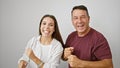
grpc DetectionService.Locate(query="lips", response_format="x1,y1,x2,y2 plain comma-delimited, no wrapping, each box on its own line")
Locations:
44,30,50,34
77,24,84,28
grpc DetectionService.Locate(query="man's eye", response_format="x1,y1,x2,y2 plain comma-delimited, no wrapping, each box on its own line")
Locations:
81,16,86,19
73,17,78,19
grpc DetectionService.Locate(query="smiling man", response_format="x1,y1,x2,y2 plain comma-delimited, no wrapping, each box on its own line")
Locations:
63,5,113,68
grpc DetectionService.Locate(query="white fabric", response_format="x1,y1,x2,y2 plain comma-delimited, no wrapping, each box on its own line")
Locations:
18,36,63,68
40,44,51,62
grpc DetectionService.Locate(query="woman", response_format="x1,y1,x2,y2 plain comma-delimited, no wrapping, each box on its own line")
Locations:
18,14,64,68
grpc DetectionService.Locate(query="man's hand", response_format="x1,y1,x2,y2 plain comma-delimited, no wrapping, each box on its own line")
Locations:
68,55,84,68
64,47,74,60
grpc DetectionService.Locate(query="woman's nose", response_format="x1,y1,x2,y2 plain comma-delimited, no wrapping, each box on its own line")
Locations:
45,25,49,29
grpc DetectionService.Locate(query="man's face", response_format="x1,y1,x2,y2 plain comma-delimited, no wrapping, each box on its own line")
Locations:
72,9,90,35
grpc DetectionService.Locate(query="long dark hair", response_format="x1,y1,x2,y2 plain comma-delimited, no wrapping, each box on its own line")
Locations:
39,14,64,47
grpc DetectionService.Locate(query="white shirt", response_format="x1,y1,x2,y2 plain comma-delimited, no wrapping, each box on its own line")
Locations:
18,36,63,68
40,43,51,62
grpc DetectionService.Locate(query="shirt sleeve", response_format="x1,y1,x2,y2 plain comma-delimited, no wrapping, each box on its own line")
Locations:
93,34,112,60
43,42,63,68
18,37,36,64
65,33,73,48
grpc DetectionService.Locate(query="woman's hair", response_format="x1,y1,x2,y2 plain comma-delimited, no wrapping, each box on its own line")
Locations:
39,14,64,47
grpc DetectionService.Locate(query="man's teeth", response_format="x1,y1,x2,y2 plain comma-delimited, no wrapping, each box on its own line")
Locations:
78,25,83,27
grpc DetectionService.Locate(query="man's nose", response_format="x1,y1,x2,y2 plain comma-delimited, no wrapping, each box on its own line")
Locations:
77,18,82,23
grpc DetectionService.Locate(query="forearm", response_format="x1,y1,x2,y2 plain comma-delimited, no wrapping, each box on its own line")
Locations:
32,56,44,68
82,59,113,68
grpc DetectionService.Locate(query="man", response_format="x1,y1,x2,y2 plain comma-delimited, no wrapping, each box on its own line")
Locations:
63,5,113,68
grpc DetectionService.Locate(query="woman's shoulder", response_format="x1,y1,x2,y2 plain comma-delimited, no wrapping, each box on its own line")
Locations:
30,35,40,41
27,36,40,45
51,38,63,49
52,38,61,45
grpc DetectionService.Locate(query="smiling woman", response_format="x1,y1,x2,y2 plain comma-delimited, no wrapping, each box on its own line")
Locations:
18,14,64,68
40,16,55,38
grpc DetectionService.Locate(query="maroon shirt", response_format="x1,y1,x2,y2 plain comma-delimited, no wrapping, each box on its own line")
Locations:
65,28,112,62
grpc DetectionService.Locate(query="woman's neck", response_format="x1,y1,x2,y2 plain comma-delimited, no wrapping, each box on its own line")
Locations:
40,36,53,45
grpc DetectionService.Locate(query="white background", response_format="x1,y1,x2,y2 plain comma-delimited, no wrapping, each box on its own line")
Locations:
0,0,120,68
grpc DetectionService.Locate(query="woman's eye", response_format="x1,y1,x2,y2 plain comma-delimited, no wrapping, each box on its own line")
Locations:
50,24,54,26
42,22,46,25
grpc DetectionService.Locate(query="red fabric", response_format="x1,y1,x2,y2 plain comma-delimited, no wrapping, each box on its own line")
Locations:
65,28,112,61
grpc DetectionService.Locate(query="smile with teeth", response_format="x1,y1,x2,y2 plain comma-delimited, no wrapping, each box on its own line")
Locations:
77,24,84,27
44,30,50,34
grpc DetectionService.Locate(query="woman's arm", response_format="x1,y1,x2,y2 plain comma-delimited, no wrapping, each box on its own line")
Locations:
18,37,37,68
26,48,44,68
18,60,27,68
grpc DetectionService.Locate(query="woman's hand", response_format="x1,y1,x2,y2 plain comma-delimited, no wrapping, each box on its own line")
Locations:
18,60,27,68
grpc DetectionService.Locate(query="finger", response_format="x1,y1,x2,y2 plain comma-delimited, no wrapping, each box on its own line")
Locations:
69,47,74,50
65,47,74,51
64,51,72,57
65,47,74,52
69,47,74,52
68,55,76,60
64,51,73,57
67,55,74,62
64,50,72,53
64,48,70,51
68,47,74,50
67,55,72,59
67,56,71,62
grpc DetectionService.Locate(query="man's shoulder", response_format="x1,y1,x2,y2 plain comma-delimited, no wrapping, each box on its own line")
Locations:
68,31,77,37
90,28,105,39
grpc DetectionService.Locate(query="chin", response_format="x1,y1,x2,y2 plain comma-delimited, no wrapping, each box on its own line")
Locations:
77,31,84,33
77,28,85,32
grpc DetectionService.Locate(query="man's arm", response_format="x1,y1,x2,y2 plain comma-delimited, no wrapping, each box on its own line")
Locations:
82,59,113,68
68,55,113,68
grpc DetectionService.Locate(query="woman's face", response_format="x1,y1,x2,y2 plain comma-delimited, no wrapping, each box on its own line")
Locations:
40,17,55,37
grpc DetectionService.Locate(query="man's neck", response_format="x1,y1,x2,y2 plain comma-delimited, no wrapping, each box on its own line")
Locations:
78,27,91,37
